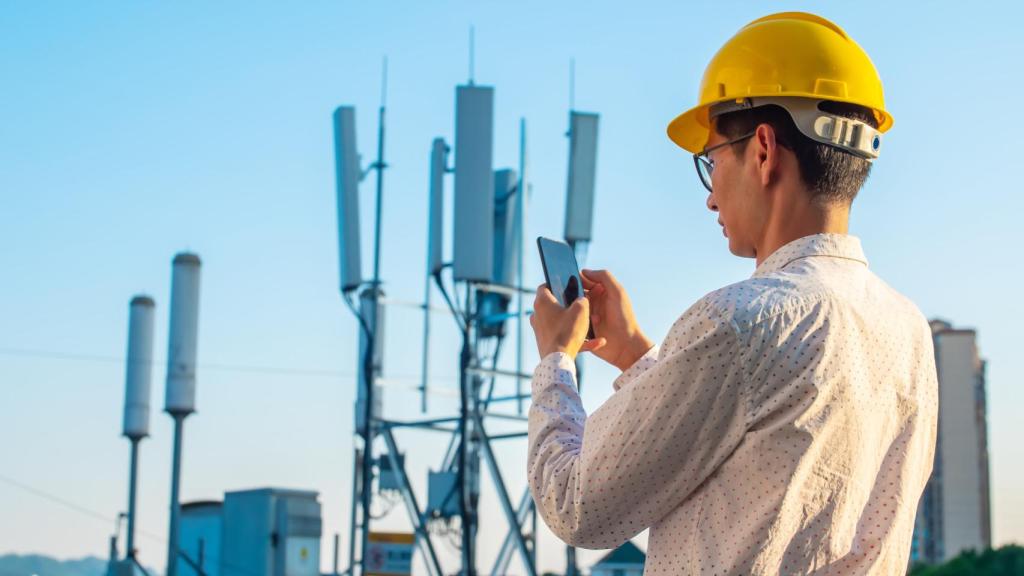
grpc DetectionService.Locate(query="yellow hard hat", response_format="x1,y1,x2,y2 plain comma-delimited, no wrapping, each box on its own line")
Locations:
667,12,893,155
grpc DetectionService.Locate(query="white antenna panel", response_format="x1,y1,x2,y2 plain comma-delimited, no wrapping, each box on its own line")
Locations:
492,169,519,287
333,106,364,291
123,295,156,439
564,111,600,243
165,253,201,415
427,138,447,275
453,85,495,282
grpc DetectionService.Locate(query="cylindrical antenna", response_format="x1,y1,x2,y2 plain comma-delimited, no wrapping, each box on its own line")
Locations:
122,294,155,561
123,295,156,440
165,253,201,416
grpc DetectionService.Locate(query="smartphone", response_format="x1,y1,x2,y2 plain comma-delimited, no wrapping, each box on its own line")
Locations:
536,236,595,339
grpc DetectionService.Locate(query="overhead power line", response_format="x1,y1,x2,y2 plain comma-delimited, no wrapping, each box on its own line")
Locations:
0,472,164,543
0,347,462,396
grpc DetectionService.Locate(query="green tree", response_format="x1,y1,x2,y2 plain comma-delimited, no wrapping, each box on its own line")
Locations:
909,545,1024,575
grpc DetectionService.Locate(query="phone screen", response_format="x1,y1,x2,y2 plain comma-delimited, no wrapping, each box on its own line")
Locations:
537,237,595,339
537,237,582,306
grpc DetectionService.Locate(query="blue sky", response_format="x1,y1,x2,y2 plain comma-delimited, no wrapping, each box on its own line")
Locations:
2,1,1022,573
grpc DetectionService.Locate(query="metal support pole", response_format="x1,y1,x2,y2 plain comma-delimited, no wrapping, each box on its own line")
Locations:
333,533,340,576
372,56,388,287
166,413,186,576
125,438,140,559
420,278,431,414
492,489,534,575
532,505,538,569
458,323,475,575
569,239,587,396
108,535,118,575
381,427,444,576
516,119,528,415
473,413,536,576
359,325,376,576
358,59,388,576
346,447,360,576
565,240,588,573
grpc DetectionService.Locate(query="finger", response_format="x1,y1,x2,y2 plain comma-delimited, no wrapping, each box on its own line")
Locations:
582,269,620,290
591,312,601,326
580,337,607,353
579,272,598,290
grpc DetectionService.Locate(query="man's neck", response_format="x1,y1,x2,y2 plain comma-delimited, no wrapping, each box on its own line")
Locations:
755,199,850,267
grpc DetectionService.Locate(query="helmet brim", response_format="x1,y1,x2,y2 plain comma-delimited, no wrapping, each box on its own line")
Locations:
666,104,711,154
667,96,893,154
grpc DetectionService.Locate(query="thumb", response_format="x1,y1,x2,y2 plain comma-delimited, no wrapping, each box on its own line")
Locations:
570,295,590,316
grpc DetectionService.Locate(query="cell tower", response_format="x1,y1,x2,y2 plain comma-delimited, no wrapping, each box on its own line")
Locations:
334,55,600,576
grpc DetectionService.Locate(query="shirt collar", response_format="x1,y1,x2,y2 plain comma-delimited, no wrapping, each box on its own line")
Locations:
751,233,869,278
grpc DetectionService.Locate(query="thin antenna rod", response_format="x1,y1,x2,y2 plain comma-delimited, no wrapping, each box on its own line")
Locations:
372,59,388,286
569,58,576,111
381,56,389,109
515,118,528,415
469,26,476,85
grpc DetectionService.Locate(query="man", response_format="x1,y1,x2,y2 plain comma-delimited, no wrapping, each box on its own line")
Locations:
527,12,938,575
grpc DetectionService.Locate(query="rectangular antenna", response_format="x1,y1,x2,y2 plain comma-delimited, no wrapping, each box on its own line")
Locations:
564,111,600,243
428,138,447,275
453,85,495,282
333,106,363,291
492,169,519,287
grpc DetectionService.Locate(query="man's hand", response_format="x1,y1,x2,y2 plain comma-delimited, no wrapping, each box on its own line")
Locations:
580,269,654,371
530,284,607,361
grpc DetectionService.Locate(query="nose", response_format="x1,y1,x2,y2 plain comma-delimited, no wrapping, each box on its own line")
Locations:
706,192,718,212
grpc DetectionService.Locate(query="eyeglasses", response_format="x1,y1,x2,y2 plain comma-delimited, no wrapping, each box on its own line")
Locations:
693,131,756,192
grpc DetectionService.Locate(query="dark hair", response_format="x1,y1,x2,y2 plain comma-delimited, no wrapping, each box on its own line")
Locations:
713,101,879,206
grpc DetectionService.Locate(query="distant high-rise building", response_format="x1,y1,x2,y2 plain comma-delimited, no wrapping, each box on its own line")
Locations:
911,319,991,564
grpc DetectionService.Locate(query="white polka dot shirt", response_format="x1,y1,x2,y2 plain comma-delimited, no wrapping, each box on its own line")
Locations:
528,233,939,575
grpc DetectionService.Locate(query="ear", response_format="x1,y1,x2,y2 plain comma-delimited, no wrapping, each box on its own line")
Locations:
753,123,780,188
